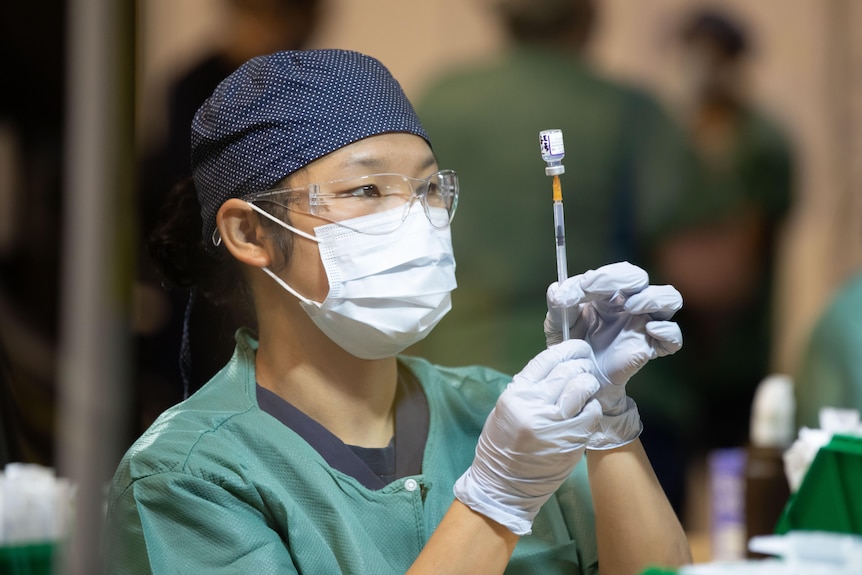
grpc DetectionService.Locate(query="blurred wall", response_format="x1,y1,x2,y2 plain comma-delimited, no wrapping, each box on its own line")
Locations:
138,0,862,377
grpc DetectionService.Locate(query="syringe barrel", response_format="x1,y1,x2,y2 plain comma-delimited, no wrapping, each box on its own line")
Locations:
556,248,570,341
553,200,569,340
553,201,567,281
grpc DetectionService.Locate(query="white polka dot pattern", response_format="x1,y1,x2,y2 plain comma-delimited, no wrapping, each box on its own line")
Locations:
190,49,429,244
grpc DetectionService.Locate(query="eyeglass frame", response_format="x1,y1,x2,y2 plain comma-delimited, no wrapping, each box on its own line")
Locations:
241,168,458,234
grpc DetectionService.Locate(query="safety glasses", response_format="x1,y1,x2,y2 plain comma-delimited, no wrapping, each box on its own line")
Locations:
244,169,459,235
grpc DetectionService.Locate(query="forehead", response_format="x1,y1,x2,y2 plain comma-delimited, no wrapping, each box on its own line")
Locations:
298,133,436,182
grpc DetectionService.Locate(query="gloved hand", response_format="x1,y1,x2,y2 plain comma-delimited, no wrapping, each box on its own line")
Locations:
544,262,683,450
453,339,603,536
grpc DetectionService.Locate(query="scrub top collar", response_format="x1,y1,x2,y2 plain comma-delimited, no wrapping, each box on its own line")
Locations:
255,361,429,490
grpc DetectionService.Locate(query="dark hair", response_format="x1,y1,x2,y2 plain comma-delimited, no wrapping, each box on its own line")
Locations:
147,178,294,330
680,9,749,61
496,0,596,49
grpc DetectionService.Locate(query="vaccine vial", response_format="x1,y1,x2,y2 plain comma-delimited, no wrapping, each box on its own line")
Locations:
539,129,565,176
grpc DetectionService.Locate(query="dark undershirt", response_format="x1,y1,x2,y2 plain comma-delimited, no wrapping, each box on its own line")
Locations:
348,439,396,484
255,364,429,490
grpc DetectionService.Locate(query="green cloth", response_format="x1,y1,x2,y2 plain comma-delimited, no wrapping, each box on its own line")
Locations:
776,434,862,534
795,272,862,429
410,45,693,376
105,329,599,574
0,542,55,575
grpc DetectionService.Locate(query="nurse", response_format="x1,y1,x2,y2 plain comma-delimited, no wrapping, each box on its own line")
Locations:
106,49,690,574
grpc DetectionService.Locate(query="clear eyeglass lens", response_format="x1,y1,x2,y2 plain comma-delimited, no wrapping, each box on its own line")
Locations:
249,170,458,235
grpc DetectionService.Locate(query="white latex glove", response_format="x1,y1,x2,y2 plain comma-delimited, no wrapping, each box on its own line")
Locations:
544,262,683,449
453,339,603,535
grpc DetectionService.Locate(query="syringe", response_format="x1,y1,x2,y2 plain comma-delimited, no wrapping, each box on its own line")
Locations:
539,129,569,341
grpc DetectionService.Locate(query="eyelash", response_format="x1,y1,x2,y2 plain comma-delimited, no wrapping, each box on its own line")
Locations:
341,185,381,198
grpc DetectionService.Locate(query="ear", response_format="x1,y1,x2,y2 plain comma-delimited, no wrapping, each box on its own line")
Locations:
216,198,272,268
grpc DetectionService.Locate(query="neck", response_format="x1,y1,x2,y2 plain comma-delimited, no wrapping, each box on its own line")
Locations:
254,294,398,448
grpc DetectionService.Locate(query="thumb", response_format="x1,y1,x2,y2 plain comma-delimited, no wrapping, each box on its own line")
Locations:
580,262,649,301
517,339,593,384
624,285,683,319
557,372,601,419
646,321,683,356
546,275,586,308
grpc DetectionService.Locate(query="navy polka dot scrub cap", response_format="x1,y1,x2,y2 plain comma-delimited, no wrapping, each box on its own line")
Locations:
190,49,430,245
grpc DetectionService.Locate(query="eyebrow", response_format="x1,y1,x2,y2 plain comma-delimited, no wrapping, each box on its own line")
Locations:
339,153,437,172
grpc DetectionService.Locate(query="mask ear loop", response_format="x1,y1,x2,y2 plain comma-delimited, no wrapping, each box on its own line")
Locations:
259,266,322,309
245,201,324,309
247,202,320,243
211,202,322,244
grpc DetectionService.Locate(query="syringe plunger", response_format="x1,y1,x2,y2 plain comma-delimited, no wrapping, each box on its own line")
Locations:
539,129,565,176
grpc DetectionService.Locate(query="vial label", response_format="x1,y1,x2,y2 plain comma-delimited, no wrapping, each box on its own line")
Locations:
539,129,565,161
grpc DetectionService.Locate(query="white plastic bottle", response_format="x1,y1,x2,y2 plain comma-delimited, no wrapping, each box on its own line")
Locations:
745,374,795,557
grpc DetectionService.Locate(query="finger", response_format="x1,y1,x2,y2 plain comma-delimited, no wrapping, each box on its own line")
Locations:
645,321,683,355
560,398,604,444
546,275,586,308
516,339,593,383
544,282,572,333
536,357,596,402
546,358,595,380
543,311,564,338
557,373,601,419
579,262,649,302
624,285,683,319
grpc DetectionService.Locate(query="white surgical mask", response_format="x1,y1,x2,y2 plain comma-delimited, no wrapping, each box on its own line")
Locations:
250,203,457,358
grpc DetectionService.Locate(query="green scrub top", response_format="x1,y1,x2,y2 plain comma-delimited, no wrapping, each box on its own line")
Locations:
105,329,599,574
796,271,862,429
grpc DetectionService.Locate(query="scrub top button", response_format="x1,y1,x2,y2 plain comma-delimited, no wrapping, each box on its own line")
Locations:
404,478,418,492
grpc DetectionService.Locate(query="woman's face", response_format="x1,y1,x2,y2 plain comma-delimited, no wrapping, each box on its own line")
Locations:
276,132,438,303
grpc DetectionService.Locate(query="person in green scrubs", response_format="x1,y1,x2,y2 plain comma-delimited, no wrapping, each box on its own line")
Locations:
105,49,690,574
795,271,862,429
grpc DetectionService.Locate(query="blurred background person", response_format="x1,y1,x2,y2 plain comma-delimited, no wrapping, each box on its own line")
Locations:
795,267,862,429
409,0,695,382
139,0,324,220
634,5,797,520
135,0,324,435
